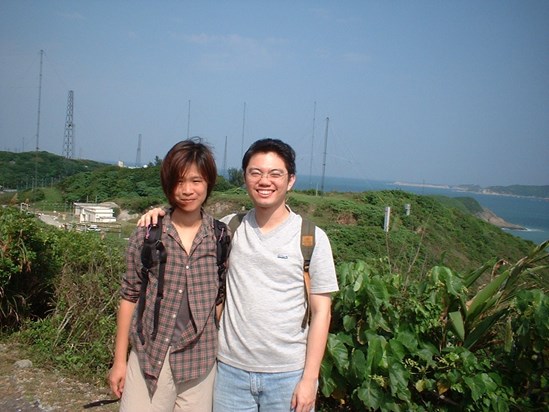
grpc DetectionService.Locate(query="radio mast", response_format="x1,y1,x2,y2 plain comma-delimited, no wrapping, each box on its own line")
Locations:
320,117,329,194
223,135,228,176
35,50,44,152
309,101,316,187
241,102,246,157
187,100,191,138
34,50,44,189
135,133,142,167
62,90,75,159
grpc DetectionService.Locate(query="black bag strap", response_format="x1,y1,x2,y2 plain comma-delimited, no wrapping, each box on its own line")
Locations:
137,217,166,345
214,219,230,306
228,212,246,235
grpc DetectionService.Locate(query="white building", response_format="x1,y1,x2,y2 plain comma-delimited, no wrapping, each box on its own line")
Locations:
73,202,116,223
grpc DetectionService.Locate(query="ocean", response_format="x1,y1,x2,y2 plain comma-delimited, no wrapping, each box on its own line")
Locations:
294,176,549,245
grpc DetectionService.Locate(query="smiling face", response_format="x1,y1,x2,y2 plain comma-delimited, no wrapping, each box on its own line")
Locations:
172,162,208,214
244,151,296,212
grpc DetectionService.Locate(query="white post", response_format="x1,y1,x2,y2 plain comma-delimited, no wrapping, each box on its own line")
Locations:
384,206,391,232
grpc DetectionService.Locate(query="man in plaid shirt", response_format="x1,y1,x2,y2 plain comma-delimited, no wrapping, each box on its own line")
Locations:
109,138,224,411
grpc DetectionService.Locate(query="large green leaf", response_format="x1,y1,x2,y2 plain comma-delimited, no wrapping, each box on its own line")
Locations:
365,333,387,374
466,267,511,320
327,333,349,374
388,359,410,400
464,309,507,348
351,348,367,379
357,380,384,411
449,310,465,341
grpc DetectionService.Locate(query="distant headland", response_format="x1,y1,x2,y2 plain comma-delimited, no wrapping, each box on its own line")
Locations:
393,182,549,199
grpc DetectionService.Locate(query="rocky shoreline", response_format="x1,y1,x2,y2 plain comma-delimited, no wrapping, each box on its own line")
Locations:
475,208,527,231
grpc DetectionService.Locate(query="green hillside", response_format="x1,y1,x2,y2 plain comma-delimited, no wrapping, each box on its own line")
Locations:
0,150,109,190
0,152,537,275
208,189,534,276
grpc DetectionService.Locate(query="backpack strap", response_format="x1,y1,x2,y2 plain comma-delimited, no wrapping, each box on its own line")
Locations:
300,218,316,329
214,219,230,306
228,212,246,235
137,217,167,345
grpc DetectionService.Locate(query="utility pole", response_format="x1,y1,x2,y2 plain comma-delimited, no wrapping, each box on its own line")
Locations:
62,90,75,159
309,101,316,187
241,102,246,158
187,100,191,138
34,49,44,189
35,50,44,152
320,117,329,194
223,135,228,176
135,133,142,167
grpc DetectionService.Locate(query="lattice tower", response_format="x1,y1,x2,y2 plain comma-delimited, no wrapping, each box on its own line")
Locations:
62,90,75,159
135,134,142,167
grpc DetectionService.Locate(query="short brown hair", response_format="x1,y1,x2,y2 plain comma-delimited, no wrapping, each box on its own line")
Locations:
160,137,217,207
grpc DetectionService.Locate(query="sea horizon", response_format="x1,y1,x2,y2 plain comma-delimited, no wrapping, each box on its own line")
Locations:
294,175,549,245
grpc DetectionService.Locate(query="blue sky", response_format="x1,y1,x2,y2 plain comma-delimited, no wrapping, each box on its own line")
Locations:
1,0,548,187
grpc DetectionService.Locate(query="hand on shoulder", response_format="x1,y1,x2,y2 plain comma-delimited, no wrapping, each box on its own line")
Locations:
136,207,166,227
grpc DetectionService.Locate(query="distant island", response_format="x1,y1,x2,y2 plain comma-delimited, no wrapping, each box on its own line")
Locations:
393,182,549,199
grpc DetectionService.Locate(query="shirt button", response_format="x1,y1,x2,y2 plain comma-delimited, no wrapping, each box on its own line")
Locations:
172,314,176,318
185,265,190,269
178,289,183,294
157,361,162,365
165,338,169,342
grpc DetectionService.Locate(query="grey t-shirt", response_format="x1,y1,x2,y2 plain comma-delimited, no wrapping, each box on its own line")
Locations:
217,209,339,373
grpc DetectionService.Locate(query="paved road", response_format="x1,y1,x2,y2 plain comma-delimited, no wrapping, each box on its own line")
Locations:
37,213,65,228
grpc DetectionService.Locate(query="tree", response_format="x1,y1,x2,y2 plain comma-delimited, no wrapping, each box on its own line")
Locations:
228,167,244,188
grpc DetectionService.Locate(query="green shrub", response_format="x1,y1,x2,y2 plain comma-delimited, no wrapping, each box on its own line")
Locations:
0,207,61,330
319,241,549,411
19,232,124,382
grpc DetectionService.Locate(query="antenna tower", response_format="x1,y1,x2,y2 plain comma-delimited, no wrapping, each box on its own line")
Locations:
62,90,75,159
187,100,191,138
241,102,246,157
223,136,228,176
34,50,44,189
135,134,142,167
309,101,316,186
320,117,329,194
35,50,44,152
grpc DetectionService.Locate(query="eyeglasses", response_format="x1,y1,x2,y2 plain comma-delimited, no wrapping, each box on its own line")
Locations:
246,169,288,181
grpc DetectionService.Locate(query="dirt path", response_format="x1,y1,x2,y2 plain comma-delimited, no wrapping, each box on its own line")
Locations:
0,342,119,412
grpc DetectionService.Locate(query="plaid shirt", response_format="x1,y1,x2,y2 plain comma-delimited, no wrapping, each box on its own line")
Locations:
121,209,219,396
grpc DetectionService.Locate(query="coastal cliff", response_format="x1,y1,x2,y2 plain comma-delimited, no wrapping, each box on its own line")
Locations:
475,207,526,230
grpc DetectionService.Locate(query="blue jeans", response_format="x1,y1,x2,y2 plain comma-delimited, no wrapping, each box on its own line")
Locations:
213,361,306,412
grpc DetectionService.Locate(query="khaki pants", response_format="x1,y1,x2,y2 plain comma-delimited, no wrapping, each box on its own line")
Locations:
120,349,215,412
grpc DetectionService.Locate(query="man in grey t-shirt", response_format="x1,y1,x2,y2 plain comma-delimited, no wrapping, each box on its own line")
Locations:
215,139,338,412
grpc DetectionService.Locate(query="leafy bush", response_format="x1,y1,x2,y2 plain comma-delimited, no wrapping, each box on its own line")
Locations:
320,241,549,411
0,207,62,330
19,231,125,382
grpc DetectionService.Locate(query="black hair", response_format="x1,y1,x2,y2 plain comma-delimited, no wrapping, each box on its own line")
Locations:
160,137,217,206
241,138,296,176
